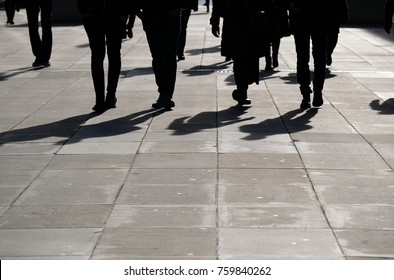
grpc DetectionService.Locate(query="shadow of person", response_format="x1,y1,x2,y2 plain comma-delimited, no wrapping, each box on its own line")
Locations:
185,45,221,56
240,108,319,141
168,106,254,136
0,66,45,81
370,98,394,115
182,60,233,77
0,109,165,146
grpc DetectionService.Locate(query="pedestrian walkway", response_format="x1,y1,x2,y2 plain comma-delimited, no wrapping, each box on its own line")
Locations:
0,8,394,260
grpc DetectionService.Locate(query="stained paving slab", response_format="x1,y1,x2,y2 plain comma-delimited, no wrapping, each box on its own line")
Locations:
0,9,394,260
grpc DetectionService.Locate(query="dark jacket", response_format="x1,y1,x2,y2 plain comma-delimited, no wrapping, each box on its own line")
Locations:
289,0,348,34
211,0,276,58
77,0,130,17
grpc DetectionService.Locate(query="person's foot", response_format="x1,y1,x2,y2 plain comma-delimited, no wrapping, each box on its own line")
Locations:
326,54,332,66
232,90,251,105
92,103,106,113
152,99,175,110
312,92,323,107
300,88,312,109
273,57,279,68
104,96,117,109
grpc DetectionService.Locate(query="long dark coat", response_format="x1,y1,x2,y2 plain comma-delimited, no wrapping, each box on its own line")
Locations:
211,0,276,59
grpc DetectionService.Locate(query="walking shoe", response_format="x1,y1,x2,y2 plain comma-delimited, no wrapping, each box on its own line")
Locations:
104,96,117,109
312,92,323,107
232,90,251,105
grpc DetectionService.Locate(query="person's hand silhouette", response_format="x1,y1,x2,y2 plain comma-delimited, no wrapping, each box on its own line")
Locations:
211,25,220,37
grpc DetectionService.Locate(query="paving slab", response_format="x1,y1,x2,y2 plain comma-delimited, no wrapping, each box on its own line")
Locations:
219,228,343,259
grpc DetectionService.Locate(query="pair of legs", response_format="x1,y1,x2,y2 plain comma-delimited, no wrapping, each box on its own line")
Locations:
178,8,192,61
232,54,260,105
4,0,16,24
83,14,125,112
143,10,181,109
294,30,327,109
265,37,281,70
25,0,53,67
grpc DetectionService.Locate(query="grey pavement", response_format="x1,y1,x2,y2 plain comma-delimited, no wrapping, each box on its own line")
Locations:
0,8,394,260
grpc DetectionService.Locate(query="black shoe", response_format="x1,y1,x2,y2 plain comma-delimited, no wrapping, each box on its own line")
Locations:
312,92,323,107
326,55,332,66
300,95,311,109
42,61,51,67
152,99,175,110
265,64,273,71
32,60,43,67
273,57,279,68
178,55,185,61
104,96,117,109
92,103,106,113
232,90,251,105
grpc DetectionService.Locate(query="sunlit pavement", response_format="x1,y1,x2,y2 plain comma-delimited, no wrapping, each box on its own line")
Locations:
0,8,394,260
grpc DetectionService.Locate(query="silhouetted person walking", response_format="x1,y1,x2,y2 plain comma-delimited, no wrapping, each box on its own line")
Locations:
134,0,194,110
178,1,198,60
264,0,290,70
5,0,17,25
211,0,276,105
25,0,53,67
289,0,347,109
77,0,130,113
204,0,210,13
326,0,348,66
385,0,394,34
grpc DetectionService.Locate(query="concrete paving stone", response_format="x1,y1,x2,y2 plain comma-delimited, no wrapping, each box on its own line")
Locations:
353,124,394,134
57,140,141,155
71,127,147,142
117,184,216,206
14,185,122,206
106,205,216,228
290,132,366,143
218,184,316,205
0,155,53,170
124,168,217,186
219,204,328,229
373,144,394,158
219,228,343,259
0,143,62,155
218,141,298,154
301,154,390,170
309,169,394,188
92,227,217,259
144,131,217,141
324,205,394,230
219,131,292,142
219,168,310,186
335,230,394,259
295,142,377,155
0,169,41,187
139,141,217,153
0,205,112,229
46,154,135,170
287,123,357,134
0,228,101,259
133,153,217,169
315,186,394,206
0,187,25,206
218,153,303,169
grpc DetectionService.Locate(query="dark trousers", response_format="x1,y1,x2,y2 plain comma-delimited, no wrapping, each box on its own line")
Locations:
26,0,53,63
5,0,16,22
294,31,327,94
178,8,191,57
143,11,181,102
83,14,125,103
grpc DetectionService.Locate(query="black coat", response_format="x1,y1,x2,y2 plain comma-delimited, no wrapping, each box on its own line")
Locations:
76,0,130,17
211,0,276,58
289,0,348,34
